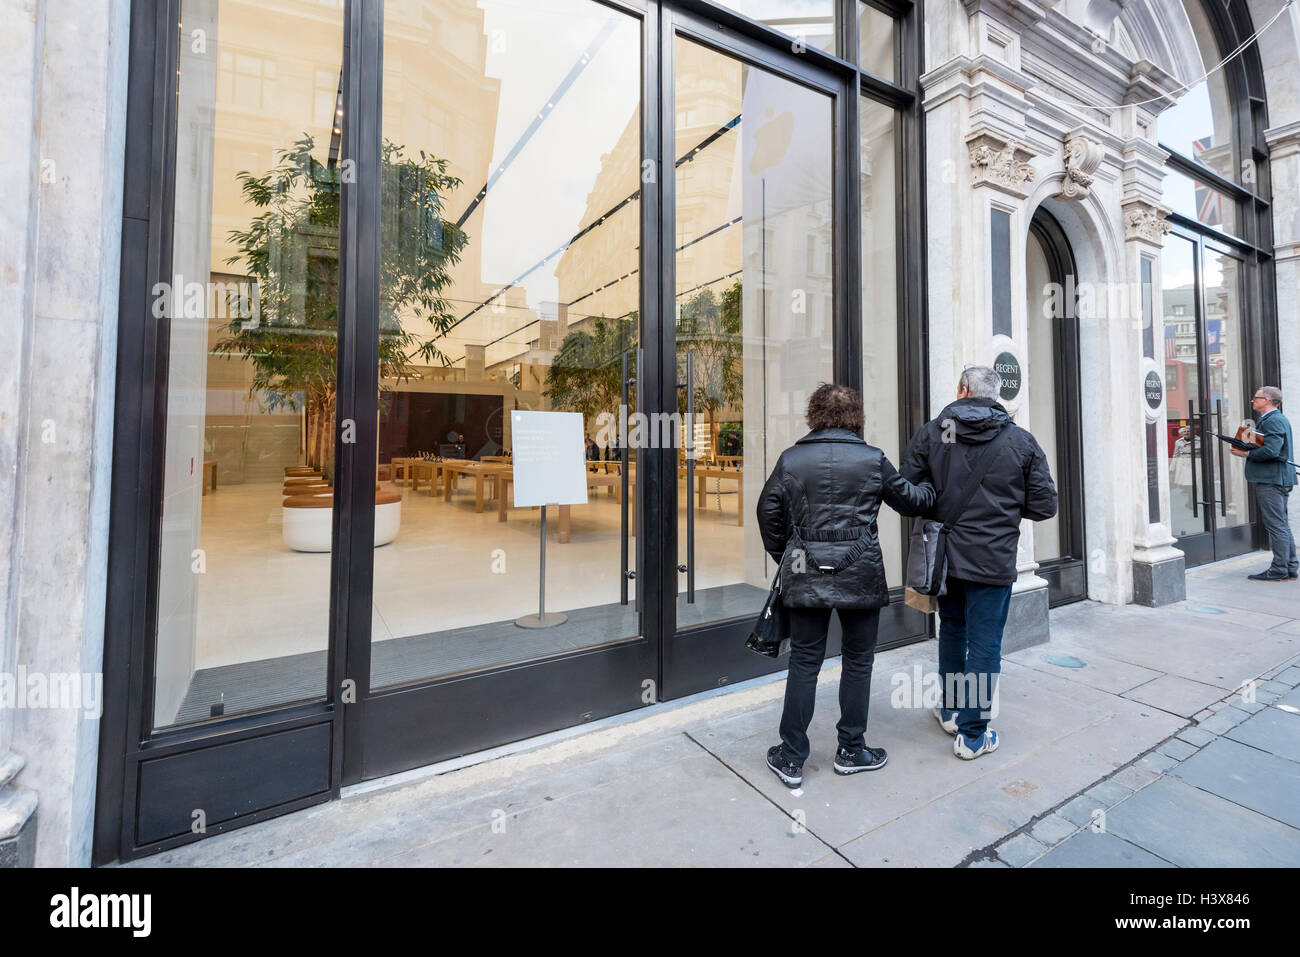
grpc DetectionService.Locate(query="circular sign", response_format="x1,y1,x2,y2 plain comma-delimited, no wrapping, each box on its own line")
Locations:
994,352,1022,401
1144,371,1163,410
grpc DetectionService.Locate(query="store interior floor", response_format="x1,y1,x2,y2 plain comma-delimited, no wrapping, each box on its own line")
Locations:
169,471,758,725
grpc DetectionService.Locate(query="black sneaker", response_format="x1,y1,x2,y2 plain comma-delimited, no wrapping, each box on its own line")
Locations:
1248,570,1291,582
766,745,803,787
833,745,888,775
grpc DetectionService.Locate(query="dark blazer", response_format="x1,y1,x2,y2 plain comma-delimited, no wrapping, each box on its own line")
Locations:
900,398,1058,586
756,428,935,609
1245,409,1296,487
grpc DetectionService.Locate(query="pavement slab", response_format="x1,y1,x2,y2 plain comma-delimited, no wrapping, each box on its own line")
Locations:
1171,737,1300,829
1121,674,1228,717
1030,829,1175,868
1224,707,1300,764
1102,777,1300,868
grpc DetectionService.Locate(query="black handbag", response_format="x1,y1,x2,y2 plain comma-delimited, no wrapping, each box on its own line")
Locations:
905,423,1012,597
745,572,791,658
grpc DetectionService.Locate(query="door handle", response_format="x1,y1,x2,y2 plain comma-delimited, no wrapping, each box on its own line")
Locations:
1188,400,1198,519
1215,399,1227,518
678,352,696,603
619,351,632,605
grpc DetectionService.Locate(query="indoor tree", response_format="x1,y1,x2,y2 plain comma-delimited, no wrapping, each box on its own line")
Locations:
676,280,743,455
544,313,638,435
214,135,469,478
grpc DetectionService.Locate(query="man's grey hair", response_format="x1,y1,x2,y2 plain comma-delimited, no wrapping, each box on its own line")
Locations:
1258,385,1283,408
960,365,1002,399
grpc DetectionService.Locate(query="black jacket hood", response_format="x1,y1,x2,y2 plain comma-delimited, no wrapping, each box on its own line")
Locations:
937,397,1012,443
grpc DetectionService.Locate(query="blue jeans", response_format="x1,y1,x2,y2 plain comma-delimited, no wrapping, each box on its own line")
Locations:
1255,482,1298,576
937,577,1012,740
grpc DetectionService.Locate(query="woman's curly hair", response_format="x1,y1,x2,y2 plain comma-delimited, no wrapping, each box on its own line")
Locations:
805,383,864,435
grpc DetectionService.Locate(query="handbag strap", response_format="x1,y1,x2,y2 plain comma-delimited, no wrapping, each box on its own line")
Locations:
938,423,1013,532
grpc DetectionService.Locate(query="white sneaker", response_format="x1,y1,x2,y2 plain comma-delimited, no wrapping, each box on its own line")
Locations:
954,729,999,760
933,708,959,735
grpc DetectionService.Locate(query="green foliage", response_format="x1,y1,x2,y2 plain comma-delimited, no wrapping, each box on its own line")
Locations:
676,280,742,419
213,134,469,416
544,314,638,424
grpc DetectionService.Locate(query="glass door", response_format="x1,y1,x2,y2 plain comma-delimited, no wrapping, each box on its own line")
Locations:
1162,227,1255,565
662,6,842,696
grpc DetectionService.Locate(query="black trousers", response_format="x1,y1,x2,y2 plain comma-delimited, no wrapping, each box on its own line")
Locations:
778,606,882,764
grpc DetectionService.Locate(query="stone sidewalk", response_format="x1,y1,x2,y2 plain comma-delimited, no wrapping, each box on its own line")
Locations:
128,551,1300,868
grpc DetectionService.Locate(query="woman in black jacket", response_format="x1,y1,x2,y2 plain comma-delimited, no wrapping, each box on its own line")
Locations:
756,383,935,786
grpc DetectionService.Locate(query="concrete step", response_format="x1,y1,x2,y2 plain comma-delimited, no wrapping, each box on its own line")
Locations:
0,752,23,790
0,783,37,843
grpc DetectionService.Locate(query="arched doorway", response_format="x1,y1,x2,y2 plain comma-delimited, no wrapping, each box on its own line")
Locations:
1025,207,1087,605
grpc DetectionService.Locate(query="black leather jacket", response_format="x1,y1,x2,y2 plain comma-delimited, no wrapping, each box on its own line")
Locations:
756,429,935,608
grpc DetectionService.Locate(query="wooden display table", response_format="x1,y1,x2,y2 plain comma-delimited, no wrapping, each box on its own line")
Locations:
682,465,743,525
202,460,218,495
496,467,636,542
440,459,511,512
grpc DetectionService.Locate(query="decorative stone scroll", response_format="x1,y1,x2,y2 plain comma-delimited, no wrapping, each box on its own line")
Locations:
1122,197,1172,244
967,130,1036,198
1058,131,1104,201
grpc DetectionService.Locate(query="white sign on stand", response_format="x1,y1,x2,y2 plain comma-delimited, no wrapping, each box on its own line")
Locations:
510,410,588,629
510,411,588,507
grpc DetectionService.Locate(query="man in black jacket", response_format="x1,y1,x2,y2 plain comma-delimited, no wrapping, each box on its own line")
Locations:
900,366,1058,760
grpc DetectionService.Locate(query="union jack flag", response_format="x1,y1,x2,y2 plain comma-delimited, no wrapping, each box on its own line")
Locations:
1192,137,1222,226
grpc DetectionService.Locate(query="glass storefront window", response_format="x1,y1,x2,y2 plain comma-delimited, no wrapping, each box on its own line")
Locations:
153,0,345,729
859,96,901,583
372,0,643,685
709,0,836,55
1164,166,1239,239
858,1,895,80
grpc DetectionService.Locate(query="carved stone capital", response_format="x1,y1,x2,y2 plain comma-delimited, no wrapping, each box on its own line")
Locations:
1058,130,1104,201
967,130,1036,198
1122,197,1172,244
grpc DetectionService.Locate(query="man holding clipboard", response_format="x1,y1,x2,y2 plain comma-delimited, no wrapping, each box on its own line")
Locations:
1239,386,1297,582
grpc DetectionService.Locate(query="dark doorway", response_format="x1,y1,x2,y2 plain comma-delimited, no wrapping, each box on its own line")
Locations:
1026,208,1087,606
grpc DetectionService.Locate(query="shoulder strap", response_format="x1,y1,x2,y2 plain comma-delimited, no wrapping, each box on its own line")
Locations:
939,423,1013,532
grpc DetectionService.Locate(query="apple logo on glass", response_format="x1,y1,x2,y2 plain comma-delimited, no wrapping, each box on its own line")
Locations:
750,107,794,176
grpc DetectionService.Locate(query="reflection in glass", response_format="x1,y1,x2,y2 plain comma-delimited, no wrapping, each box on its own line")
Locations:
154,0,344,728
1163,235,1202,539
371,0,643,687
673,36,835,630
1203,247,1249,527
1164,166,1238,238
858,2,895,80
860,97,901,582
1024,229,1061,561
1160,0,1237,183
710,0,836,54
